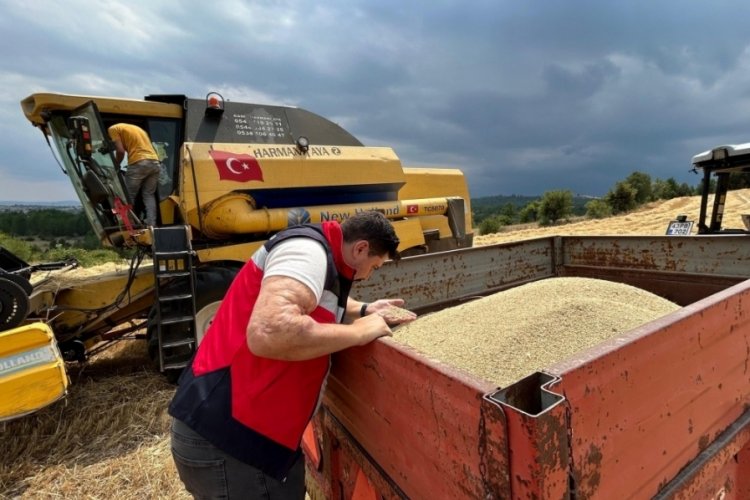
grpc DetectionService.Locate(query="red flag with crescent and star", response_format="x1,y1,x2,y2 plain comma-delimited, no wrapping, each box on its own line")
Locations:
208,150,264,182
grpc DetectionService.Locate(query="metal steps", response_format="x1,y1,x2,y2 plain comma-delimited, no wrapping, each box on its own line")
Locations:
151,226,197,373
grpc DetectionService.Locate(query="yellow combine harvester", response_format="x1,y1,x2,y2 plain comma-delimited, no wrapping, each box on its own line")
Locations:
0,92,472,420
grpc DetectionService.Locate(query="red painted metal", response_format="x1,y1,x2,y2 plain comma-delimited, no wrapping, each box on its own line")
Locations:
351,469,377,500
654,408,750,499
548,279,750,499
322,338,510,499
306,409,410,499
302,423,321,470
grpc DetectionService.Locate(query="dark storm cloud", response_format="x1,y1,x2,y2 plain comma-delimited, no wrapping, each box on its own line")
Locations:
3,0,750,201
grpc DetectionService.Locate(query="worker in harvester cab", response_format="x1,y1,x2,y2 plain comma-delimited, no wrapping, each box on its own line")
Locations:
168,210,417,499
107,123,161,226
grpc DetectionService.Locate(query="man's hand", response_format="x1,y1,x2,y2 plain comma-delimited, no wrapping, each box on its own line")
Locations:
352,314,394,344
366,298,417,325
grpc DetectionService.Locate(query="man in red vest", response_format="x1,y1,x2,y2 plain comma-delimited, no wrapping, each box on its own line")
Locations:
169,210,416,499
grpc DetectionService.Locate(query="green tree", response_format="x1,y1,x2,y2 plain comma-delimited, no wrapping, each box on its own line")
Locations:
538,190,574,225
605,181,638,214
478,216,502,235
676,181,695,197
728,171,750,189
499,203,516,220
625,171,653,204
652,178,676,200
585,199,612,219
518,200,540,223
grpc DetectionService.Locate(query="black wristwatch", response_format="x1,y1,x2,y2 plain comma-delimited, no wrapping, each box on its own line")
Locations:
359,303,369,317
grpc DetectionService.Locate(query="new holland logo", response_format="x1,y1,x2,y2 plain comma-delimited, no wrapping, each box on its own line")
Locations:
209,150,264,182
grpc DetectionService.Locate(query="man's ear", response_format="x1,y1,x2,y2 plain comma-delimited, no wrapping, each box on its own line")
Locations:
353,240,370,257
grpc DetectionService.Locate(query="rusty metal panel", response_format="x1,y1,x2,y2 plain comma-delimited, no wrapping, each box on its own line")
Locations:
548,279,750,499
562,266,743,306
322,338,511,499
354,236,750,312
353,237,556,311
654,408,750,500
560,235,750,277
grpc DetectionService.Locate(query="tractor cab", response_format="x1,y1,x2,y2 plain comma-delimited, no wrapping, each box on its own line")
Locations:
691,143,750,234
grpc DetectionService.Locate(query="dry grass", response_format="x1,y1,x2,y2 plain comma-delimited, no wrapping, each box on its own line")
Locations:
0,341,188,500
4,189,750,498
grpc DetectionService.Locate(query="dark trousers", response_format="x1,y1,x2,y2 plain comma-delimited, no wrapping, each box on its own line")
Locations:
170,418,306,500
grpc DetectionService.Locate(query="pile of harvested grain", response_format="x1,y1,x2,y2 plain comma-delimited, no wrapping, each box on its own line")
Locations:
0,340,188,500
392,277,680,387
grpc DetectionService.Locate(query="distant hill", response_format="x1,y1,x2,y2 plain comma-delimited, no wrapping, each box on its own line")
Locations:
0,201,80,207
0,201,81,213
471,194,593,222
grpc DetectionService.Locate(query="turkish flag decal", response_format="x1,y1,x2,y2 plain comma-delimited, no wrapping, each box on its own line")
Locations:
209,150,264,182
406,204,418,214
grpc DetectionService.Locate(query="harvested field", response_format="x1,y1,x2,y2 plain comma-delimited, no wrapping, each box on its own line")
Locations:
474,188,750,246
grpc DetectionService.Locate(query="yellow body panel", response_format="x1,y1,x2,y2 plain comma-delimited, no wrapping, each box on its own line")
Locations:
35,266,156,331
401,167,473,235
195,242,265,264
20,93,182,126
391,218,427,250
181,143,405,210
0,323,68,422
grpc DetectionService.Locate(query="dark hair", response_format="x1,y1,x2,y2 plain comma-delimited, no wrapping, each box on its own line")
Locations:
341,211,400,260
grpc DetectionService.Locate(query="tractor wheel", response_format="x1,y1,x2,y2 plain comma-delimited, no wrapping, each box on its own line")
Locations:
147,265,240,382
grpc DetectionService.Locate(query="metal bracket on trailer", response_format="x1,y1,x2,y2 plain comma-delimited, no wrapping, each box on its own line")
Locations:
485,372,571,499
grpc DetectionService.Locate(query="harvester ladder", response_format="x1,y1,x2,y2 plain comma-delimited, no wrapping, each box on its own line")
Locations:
151,225,197,373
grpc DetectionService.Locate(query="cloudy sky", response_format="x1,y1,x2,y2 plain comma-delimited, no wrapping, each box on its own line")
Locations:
3,0,750,202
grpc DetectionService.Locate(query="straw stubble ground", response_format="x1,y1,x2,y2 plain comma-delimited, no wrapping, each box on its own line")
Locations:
3,189,750,498
1,341,189,499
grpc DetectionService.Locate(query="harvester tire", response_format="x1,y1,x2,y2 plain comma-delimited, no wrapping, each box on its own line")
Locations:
0,277,30,330
0,271,33,296
147,264,240,382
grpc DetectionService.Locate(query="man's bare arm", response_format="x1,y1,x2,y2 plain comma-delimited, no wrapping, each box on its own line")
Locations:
247,276,392,361
113,139,125,166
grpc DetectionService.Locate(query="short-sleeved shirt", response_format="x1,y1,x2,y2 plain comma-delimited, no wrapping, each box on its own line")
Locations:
263,237,328,302
107,123,159,165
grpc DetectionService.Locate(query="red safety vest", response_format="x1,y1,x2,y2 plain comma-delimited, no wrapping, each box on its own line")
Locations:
169,222,354,480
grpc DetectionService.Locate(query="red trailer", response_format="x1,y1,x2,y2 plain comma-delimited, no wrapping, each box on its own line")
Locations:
304,235,750,499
